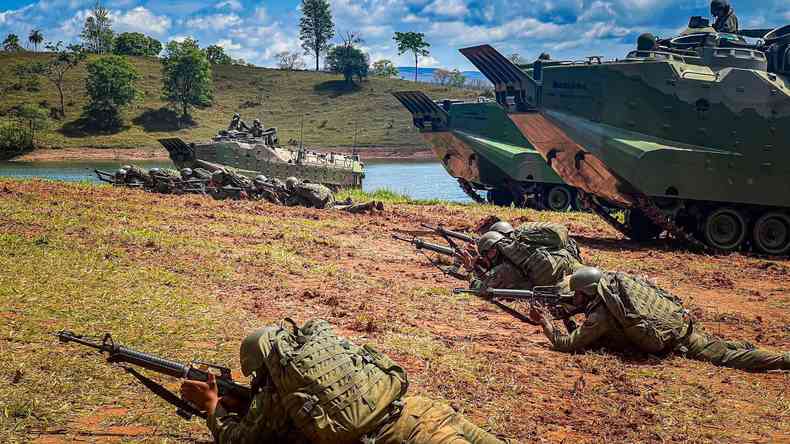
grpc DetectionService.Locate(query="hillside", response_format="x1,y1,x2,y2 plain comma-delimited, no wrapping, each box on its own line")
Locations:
0,52,479,152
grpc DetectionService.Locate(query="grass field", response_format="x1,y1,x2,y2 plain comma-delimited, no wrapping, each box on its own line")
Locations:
1,179,789,443
0,52,478,152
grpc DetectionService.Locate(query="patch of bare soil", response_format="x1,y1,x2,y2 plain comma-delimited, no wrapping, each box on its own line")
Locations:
4,180,789,443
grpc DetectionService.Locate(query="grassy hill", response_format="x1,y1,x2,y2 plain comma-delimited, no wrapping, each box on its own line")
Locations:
0,52,479,152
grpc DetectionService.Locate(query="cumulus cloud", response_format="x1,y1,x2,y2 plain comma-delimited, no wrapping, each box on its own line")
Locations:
215,0,242,11
112,7,171,35
184,13,241,30
425,0,468,18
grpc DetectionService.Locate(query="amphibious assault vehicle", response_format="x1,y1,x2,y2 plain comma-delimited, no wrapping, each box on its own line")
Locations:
393,92,582,211
461,22,790,255
159,126,365,189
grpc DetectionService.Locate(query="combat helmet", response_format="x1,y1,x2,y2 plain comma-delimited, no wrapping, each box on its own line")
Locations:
710,0,731,18
115,169,127,179
121,165,133,171
254,175,268,183
239,327,273,376
180,168,193,178
637,33,658,51
285,176,299,190
489,221,514,236
569,267,604,296
477,231,505,254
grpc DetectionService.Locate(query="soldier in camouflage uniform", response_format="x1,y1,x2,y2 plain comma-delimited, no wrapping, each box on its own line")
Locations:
180,319,508,444
284,177,335,209
711,0,738,34
465,222,584,292
529,267,790,372
209,169,252,200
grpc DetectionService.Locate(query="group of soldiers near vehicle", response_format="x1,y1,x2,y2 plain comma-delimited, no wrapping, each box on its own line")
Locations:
92,2,788,442
107,164,383,214
178,215,790,444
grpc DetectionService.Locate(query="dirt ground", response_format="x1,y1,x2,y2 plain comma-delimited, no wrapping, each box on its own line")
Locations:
1,180,788,444
10,146,435,162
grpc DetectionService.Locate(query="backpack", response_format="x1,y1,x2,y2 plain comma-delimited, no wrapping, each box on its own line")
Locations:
258,319,408,444
599,273,689,354
512,222,583,263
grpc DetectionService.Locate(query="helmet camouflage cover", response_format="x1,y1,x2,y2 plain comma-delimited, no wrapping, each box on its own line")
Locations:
477,231,505,254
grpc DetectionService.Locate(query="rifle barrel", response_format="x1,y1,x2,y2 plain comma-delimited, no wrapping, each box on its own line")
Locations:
421,224,475,243
393,234,456,257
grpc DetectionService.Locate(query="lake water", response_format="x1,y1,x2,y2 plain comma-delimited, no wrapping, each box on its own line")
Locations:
0,159,472,203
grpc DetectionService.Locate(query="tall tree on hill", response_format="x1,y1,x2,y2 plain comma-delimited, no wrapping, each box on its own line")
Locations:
299,0,334,71
325,32,369,86
81,1,114,54
2,34,23,52
394,32,430,82
28,30,43,52
113,32,162,57
84,55,139,130
161,38,213,121
204,45,232,65
37,42,87,118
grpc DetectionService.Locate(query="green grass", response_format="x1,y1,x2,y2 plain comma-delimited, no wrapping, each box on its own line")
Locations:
336,187,454,206
0,52,478,151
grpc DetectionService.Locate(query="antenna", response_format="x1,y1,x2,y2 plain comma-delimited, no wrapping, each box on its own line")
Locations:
352,120,358,156
299,114,304,151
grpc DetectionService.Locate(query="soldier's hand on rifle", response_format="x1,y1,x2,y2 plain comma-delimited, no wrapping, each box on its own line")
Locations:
459,249,476,271
528,305,548,324
181,373,219,416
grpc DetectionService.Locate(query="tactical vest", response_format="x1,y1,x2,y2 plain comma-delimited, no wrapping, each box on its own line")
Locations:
497,238,578,287
599,273,689,354
295,183,335,209
511,222,583,263
257,319,408,444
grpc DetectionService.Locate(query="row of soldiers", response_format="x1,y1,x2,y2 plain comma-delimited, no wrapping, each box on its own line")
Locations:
176,217,789,444
104,165,383,214
433,217,789,371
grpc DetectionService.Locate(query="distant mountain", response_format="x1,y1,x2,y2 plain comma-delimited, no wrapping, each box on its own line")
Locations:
396,67,490,86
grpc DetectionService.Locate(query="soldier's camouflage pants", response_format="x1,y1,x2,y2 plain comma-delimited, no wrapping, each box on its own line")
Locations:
374,396,509,444
678,331,790,372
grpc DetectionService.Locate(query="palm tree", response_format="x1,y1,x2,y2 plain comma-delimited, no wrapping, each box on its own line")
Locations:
29,30,43,52
2,34,22,52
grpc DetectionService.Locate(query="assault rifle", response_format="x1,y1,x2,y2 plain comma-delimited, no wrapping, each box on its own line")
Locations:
453,287,581,331
392,234,470,280
55,331,252,420
421,223,475,244
393,234,457,257
94,169,143,188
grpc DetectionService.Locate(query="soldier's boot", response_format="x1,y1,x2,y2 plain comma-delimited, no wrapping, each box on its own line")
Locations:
373,396,508,444
680,331,790,371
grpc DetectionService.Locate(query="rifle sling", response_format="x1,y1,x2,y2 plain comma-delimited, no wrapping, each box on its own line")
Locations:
123,367,207,420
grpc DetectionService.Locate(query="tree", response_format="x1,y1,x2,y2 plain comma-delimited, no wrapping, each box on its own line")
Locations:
447,69,466,88
161,38,213,120
432,68,451,85
276,51,305,71
37,42,87,118
84,55,139,130
81,1,114,54
114,32,162,57
28,30,44,52
204,45,232,65
370,59,398,78
2,34,23,52
393,32,430,82
325,33,369,86
299,0,334,71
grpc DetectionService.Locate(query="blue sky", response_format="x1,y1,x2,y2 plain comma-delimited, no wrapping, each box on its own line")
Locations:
1,1,789,69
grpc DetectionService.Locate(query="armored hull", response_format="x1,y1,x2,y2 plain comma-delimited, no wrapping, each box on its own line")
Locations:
461,25,790,254
159,134,364,189
393,92,580,211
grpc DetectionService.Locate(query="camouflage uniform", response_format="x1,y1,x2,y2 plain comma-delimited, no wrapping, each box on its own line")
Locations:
207,320,508,444
124,166,151,188
286,182,335,209
546,273,790,371
711,0,739,34
494,237,582,288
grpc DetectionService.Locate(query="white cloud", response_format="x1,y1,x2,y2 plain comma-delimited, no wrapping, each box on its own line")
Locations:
583,22,630,40
215,38,241,51
215,0,242,11
426,0,469,18
184,13,241,30
112,7,172,36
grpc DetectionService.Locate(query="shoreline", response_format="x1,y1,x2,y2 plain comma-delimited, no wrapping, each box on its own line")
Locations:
8,146,437,163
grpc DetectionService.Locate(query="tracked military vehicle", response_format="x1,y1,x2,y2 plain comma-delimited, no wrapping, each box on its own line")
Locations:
393,92,581,211
159,125,365,189
461,22,790,255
